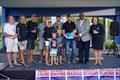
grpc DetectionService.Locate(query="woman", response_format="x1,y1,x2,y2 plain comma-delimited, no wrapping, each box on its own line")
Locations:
38,16,48,63
90,17,105,65
43,19,56,66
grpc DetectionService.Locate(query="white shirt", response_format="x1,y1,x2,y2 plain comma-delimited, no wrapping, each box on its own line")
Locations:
4,23,16,39
79,19,84,27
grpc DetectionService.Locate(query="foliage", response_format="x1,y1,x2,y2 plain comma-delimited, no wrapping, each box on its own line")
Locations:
104,40,113,49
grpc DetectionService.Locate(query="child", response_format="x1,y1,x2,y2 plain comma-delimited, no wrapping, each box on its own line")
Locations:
49,31,58,66
57,38,64,64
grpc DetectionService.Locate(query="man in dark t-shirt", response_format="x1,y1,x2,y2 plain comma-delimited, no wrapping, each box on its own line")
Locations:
26,14,38,64
16,16,28,66
62,15,76,64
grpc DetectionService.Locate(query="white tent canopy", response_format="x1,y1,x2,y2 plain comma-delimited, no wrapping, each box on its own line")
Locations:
1,0,120,8
71,8,116,16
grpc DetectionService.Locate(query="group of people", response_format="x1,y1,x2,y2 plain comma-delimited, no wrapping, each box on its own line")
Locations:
3,12,105,68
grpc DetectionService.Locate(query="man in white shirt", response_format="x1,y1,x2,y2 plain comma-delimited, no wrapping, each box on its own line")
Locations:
3,16,20,68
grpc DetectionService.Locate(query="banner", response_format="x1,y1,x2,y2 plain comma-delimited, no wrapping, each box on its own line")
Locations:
36,68,120,80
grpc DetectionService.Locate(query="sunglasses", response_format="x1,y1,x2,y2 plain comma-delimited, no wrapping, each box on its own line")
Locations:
48,21,52,23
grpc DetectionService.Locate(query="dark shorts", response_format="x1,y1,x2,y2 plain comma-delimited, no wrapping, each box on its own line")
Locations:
27,39,35,50
57,46,64,56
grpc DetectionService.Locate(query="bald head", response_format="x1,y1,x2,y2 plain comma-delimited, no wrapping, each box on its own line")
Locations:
79,12,85,20
7,16,14,24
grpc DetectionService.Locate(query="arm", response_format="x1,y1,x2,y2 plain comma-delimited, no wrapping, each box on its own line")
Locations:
56,39,59,49
43,27,47,40
93,24,105,35
16,24,20,38
72,22,76,34
37,24,40,34
62,23,65,35
49,40,52,50
75,21,79,37
27,21,36,33
53,23,57,30
90,25,93,34
99,24,105,35
26,22,31,33
3,32,15,38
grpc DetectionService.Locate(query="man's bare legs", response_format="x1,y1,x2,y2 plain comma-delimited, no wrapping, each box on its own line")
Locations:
39,49,43,63
45,46,50,66
7,52,20,67
7,52,13,67
28,50,32,64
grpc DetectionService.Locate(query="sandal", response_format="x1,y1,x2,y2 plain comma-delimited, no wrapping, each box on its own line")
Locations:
13,63,21,66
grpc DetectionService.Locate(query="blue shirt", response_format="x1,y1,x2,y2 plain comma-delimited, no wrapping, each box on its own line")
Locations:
38,23,46,38
49,38,58,49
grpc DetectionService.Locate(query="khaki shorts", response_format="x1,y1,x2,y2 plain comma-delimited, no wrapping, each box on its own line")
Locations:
5,38,18,52
45,41,50,46
39,38,45,49
18,40,27,50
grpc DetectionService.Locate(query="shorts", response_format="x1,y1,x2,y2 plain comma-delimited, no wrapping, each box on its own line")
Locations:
39,38,45,49
50,49,57,57
18,40,27,50
45,41,50,46
27,39,35,50
5,38,18,52
57,46,63,56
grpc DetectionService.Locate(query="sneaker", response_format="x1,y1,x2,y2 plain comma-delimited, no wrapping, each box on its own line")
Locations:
55,63,58,65
28,60,32,64
98,62,103,65
67,61,71,64
60,61,63,64
46,63,51,66
39,60,42,63
32,60,36,63
13,63,21,66
9,64,14,68
21,62,29,67
23,64,29,67
72,61,76,63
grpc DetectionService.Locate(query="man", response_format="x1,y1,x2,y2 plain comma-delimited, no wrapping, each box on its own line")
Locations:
26,14,38,64
16,16,28,66
53,16,63,32
38,16,48,63
62,15,76,64
53,16,63,42
3,16,20,67
53,16,64,63
76,12,91,64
